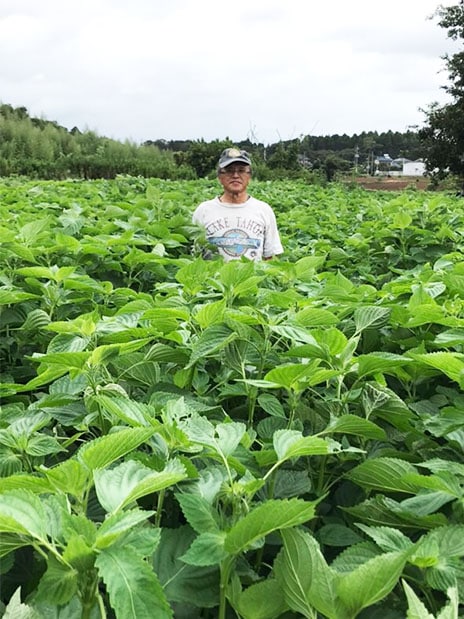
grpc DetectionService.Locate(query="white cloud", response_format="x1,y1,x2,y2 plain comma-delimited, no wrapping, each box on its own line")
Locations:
0,0,459,143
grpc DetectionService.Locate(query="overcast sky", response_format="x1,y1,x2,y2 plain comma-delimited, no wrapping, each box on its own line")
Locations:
0,0,459,145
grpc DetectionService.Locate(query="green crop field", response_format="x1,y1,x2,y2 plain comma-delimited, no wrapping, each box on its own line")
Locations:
1,176,464,618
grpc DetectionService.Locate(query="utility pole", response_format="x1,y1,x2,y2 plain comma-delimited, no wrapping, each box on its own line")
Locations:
354,145,359,174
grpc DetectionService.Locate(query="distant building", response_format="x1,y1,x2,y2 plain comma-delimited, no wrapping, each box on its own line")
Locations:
402,160,426,176
376,157,426,177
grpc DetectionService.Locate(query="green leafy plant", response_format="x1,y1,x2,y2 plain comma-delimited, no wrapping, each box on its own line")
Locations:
2,177,464,617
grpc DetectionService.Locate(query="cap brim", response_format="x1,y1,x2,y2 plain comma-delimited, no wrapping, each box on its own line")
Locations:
219,157,251,169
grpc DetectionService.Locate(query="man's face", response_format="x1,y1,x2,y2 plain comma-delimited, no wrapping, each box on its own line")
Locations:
218,164,251,193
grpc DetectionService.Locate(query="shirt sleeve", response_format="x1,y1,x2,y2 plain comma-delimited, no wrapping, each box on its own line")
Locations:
192,203,203,224
263,207,284,258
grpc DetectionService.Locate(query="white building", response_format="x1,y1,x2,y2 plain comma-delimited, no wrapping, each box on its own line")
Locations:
386,158,427,177
402,160,426,176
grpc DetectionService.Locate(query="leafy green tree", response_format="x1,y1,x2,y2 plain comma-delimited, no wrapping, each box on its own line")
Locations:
178,139,231,177
267,140,300,170
419,2,464,182
323,154,350,181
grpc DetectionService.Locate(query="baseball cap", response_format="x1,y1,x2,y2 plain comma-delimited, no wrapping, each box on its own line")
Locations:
218,148,252,169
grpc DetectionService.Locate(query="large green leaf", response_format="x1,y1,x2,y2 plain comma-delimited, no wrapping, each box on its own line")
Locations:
175,259,215,295
0,534,31,559
403,580,435,619
23,434,64,457
344,495,448,530
41,459,89,498
317,524,364,548
361,382,396,418
337,551,408,615
94,459,186,513
270,324,324,345
20,308,51,331
401,472,461,497
355,524,414,553
405,581,460,618
187,324,237,367
356,352,411,378
257,393,286,418
418,459,464,477
353,306,391,332
96,509,159,549
408,352,464,387
293,307,339,327
89,339,152,364
145,342,189,364
182,416,246,458
0,474,53,494
193,299,226,328
321,414,386,440
224,498,317,555
263,363,339,391
434,328,464,347
17,366,72,391
272,430,330,462
270,469,312,499
275,528,337,619
263,363,314,390
347,458,420,493
180,531,227,566
218,260,255,288
78,427,155,470
392,212,412,229
436,587,459,619
410,525,464,591
329,541,381,573
28,351,91,370
96,545,173,619
0,490,48,540
235,579,288,619
0,289,39,305
153,525,219,608
294,254,327,278
94,394,153,427
34,556,78,605
46,334,89,353
2,588,42,619
175,492,220,534
277,529,407,618
423,525,464,558
62,533,96,572
399,491,455,517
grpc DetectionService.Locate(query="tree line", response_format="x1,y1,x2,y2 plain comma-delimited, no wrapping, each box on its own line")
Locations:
0,104,191,180
0,102,424,182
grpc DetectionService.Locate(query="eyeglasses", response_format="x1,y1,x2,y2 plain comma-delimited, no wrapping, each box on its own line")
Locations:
219,166,251,176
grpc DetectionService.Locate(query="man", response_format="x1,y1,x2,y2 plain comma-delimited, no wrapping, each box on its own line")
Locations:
192,148,283,261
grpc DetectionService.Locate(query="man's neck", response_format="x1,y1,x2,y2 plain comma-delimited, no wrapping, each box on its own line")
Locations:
220,191,249,204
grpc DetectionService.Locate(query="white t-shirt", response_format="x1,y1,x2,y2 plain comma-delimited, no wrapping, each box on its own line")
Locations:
192,196,283,261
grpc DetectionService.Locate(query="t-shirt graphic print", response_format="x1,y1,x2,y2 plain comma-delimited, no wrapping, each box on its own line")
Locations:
204,214,264,259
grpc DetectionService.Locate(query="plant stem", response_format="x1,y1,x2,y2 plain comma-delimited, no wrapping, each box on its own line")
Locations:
96,591,107,619
80,571,99,619
155,488,166,527
247,386,258,427
316,455,327,496
218,556,235,619
287,391,299,427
